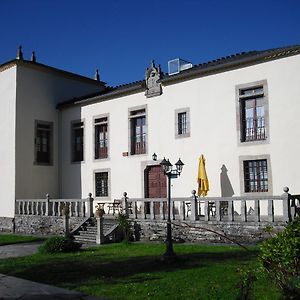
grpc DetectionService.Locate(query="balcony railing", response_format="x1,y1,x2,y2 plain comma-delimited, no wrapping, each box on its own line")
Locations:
244,116,266,141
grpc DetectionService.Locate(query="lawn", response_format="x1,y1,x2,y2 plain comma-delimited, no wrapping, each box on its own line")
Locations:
0,242,279,299
0,233,43,246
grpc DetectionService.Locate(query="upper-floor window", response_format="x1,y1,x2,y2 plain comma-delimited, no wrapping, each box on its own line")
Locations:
237,80,269,144
240,86,265,142
72,121,84,162
175,108,190,138
178,112,187,134
129,108,147,155
35,121,53,165
243,159,268,193
95,117,108,159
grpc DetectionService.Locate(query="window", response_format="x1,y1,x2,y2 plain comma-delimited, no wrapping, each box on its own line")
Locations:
95,117,108,159
95,172,108,197
72,121,84,162
175,108,190,138
35,121,53,165
178,112,187,134
237,80,269,144
129,108,147,155
243,159,268,193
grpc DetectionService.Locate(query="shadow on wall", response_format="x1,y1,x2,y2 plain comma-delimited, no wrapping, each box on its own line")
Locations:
220,164,234,197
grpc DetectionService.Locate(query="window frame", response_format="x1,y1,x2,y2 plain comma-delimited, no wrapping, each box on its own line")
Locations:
175,107,190,138
128,105,148,156
94,169,111,200
239,154,273,196
34,120,53,166
71,119,85,163
236,80,269,146
94,114,109,161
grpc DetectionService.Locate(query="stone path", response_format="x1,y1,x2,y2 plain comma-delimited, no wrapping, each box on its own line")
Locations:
0,242,105,299
0,241,42,259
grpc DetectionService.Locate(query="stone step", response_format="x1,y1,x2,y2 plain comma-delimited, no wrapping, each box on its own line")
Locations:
74,237,96,243
72,217,119,244
77,232,96,239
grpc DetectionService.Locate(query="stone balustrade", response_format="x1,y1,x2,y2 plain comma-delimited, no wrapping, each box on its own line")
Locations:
15,187,298,224
118,187,295,223
15,193,94,218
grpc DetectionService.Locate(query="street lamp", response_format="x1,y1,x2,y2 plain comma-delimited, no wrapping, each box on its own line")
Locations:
160,157,184,259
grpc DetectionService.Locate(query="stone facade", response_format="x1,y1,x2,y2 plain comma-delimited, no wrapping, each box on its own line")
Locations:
133,219,286,244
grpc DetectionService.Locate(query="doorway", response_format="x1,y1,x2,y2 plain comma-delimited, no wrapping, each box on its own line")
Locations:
144,165,167,214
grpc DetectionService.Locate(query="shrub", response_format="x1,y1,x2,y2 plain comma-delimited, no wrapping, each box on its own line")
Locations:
117,213,133,242
260,217,300,298
38,236,82,254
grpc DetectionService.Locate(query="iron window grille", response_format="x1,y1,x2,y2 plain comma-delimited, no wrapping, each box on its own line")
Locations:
243,159,268,193
95,172,108,197
178,112,187,135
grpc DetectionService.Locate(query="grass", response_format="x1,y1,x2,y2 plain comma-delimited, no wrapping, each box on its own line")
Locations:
0,242,280,299
0,233,43,246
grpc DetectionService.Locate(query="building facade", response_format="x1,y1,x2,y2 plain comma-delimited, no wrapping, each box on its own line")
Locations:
0,45,300,219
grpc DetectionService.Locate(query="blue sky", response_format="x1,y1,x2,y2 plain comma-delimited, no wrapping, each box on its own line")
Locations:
1,0,300,86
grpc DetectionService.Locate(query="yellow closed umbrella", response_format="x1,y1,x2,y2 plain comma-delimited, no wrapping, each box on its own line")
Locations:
197,154,209,196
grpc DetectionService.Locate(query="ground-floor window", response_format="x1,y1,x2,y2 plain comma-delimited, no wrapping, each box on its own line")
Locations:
95,171,109,197
243,159,268,193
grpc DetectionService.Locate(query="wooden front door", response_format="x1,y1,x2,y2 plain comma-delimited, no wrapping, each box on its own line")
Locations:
145,165,167,198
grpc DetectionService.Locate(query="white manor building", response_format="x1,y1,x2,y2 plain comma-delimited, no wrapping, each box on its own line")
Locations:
1,45,300,221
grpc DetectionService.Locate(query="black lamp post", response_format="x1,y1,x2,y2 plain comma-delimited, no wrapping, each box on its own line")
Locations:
160,157,184,259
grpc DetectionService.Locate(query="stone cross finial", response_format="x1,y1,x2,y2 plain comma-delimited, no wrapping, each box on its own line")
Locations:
16,46,23,60
94,69,100,81
31,51,36,62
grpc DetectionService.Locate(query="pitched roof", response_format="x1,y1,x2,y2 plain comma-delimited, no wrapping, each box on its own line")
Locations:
55,44,300,109
0,59,106,86
160,44,300,85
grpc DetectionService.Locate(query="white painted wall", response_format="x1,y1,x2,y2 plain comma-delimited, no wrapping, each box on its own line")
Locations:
60,54,300,204
0,66,16,217
15,64,104,200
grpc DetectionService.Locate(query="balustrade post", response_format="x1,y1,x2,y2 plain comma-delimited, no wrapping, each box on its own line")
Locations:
180,201,185,220
150,201,155,219
215,201,221,221
282,186,291,222
268,199,274,222
87,193,94,217
45,194,50,216
62,203,70,237
96,216,105,244
190,190,198,221
160,201,164,220
228,200,234,221
204,200,209,221
254,200,260,222
241,200,247,222
123,192,129,218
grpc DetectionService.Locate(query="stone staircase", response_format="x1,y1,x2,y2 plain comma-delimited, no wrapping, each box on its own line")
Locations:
72,217,121,244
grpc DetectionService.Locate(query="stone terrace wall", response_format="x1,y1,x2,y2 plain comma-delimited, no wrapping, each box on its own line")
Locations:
13,216,86,235
0,217,14,232
133,219,286,244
